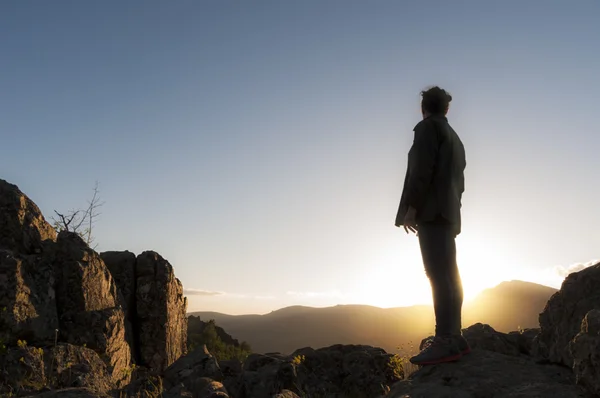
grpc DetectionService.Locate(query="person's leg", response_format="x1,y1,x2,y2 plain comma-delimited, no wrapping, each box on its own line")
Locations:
409,222,465,365
418,222,463,336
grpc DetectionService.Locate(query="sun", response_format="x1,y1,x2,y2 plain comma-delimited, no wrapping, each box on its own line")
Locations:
456,236,515,302
356,235,511,308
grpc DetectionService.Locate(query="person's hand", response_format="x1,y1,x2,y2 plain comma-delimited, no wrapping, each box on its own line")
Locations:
403,207,418,235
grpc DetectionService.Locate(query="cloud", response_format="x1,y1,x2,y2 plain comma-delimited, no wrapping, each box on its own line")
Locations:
183,289,275,300
286,290,345,299
226,293,277,300
555,259,600,278
183,288,225,296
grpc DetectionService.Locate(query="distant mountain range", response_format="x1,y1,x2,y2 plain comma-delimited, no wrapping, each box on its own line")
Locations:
189,280,557,355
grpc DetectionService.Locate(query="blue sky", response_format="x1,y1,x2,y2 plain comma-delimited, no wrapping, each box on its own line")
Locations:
2,1,599,314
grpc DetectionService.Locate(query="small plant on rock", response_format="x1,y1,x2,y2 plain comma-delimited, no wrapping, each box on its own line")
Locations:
291,354,305,366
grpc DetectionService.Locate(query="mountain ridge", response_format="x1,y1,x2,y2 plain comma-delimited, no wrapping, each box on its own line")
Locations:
190,280,558,355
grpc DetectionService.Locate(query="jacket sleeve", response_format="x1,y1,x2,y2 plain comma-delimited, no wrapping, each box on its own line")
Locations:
404,120,439,211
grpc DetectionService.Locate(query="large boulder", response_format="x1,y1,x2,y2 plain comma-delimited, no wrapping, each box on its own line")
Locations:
570,309,600,396
100,251,137,322
0,249,59,346
162,345,224,396
27,388,112,398
386,349,588,398
45,343,114,394
0,344,47,396
233,344,402,398
0,179,56,255
53,231,132,387
136,251,188,372
0,343,113,396
419,323,538,358
534,262,600,367
100,250,139,362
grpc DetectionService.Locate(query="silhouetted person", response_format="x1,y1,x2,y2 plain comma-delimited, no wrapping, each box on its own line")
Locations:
395,86,470,365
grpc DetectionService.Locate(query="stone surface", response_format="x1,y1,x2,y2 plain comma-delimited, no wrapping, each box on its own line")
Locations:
386,349,589,398
232,344,402,398
0,343,113,397
26,388,111,398
570,309,600,396
46,343,114,394
0,179,191,396
136,251,188,372
119,367,164,398
0,179,56,255
162,345,223,395
272,390,301,398
100,250,139,362
534,262,600,367
0,345,47,396
100,251,137,323
53,231,132,387
0,249,59,346
508,327,540,356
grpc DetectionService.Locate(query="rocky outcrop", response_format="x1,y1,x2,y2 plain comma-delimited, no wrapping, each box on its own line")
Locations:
99,251,139,363
570,309,600,396
188,316,242,349
386,349,588,398
136,251,188,373
0,179,189,396
100,250,188,373
28,388,112,398
53,231,132,387
158,343,402,398
534,262,600,367
0,343,114,396
99,251,137,326
0,179,56,255
0,344,47,396
162,346,224,396
0,250,59,346
419,323,540,359
46,344,114,394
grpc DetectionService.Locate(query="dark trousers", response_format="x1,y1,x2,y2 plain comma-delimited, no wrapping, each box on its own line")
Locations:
418,220,464,337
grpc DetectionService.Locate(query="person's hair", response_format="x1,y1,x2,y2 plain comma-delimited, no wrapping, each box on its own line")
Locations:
420,86,452,115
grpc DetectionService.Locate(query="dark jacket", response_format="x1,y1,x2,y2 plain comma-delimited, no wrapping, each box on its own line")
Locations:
395,115,466,234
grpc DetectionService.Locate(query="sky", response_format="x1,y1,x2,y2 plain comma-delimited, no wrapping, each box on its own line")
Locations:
1,1,599,315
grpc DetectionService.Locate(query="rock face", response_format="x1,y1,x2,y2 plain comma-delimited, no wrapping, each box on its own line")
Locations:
0,179,56,255
99,251,139,362
100,250,188,373
136,251,188,373
419,323,539,358
570,309,600,396
46,343,114,394
53,231,132,387
386,349,588,398
100,250,189,373
0,179,189,396
159,343,402,398
0,249,59,346
162,345,223,395
535,262,600,367
0,343,114,396
99,251,137,325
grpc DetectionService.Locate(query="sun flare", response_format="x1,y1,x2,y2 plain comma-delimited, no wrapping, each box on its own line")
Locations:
357,235,514,308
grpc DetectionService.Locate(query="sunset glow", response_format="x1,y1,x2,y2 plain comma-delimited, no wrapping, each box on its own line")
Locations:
2,1,598,316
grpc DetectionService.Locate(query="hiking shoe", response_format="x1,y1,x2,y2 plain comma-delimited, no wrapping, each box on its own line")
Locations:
421,334,471,355
453,334,471,355
409,336,461,365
